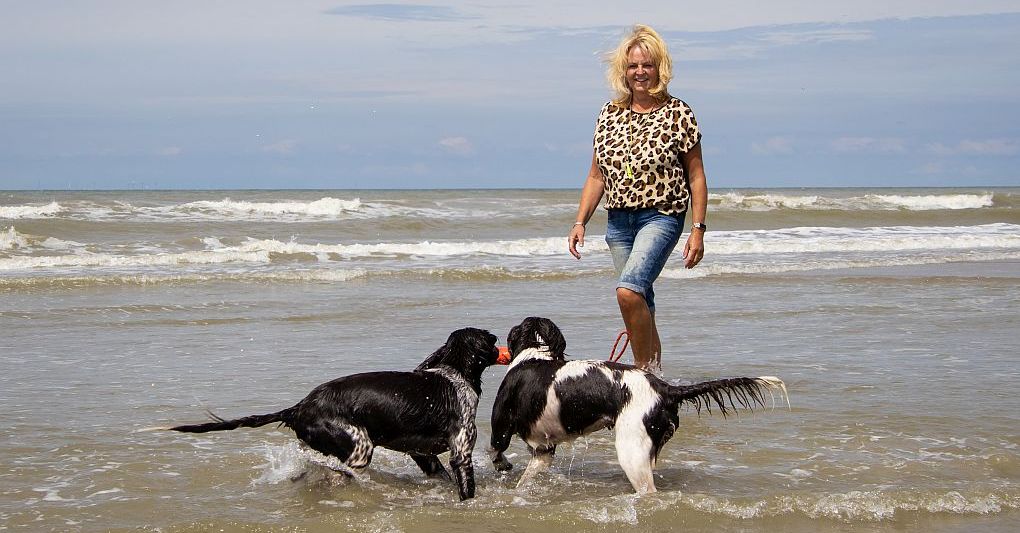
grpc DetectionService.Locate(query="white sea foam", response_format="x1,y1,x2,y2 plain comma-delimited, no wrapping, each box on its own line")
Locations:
3,223,1019,275
713,193,826,211
1,192,1003,224
0,269,369,287
226,235,605,258
219,223,1017,261
0,202,63,219
39,237,86,250
179,197,364,217
97,197,477,222
706,223,1020,255
0,249,272,270
684,489,1020,521
1,226,29,251
711,192,995,211
2,227,87,254
865,193,995,210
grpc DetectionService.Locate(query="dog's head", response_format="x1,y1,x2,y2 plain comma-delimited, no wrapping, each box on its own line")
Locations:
507,317,566,361
415,327,500,388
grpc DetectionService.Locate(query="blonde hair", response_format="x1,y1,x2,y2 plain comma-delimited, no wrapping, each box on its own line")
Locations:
605,24,673,107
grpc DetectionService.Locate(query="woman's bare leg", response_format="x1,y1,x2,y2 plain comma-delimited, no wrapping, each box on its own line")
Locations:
616,287,660,370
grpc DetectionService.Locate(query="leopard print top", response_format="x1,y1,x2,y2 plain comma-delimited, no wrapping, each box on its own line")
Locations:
593,98,701,215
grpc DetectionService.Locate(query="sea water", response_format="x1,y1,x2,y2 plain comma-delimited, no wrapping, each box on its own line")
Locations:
2,188,1018,531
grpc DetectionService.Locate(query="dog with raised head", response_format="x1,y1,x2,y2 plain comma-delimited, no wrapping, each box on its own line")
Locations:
154,327,501,500
489,317,788,493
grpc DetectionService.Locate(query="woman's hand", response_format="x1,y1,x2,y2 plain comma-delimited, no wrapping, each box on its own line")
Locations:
681,142,707,269
569,154,605,260
683,230,704,268
568,224,586,259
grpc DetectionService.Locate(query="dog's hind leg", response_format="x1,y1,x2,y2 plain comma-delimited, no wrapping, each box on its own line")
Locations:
615,429,657,494
410,453,452,481
299,420,375,473
516,445,556,488
336,422,374,471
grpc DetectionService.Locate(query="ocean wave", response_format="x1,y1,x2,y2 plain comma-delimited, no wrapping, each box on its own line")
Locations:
0,202,63,219
178,197,364,218
707,223,1020,255
864,193,996,210
217,224,1018,260
1,226,29,250
711,192,996,211
225,235,607,258
3,196,499,222
3,224,1017,280
2,192,1005,225
0,226,85,253
0,249,272,270
0,269,370,288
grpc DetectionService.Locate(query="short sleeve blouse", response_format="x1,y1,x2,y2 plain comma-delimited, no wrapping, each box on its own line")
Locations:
592,97,701,216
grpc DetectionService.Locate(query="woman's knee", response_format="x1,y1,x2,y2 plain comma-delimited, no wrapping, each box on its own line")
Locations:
616,287,647,311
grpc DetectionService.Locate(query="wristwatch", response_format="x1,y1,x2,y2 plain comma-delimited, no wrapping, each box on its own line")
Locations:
691,222,707,231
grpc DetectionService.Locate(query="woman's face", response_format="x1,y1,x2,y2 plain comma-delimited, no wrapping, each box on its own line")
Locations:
625,45,658,97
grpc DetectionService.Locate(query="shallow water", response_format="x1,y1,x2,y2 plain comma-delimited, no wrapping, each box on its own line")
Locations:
2,188,1019,531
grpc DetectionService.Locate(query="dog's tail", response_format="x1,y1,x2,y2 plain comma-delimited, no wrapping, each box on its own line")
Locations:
138,407,294,434
668,376,789,416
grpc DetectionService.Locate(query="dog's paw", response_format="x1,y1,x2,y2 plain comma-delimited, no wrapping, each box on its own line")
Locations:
493,456,514,472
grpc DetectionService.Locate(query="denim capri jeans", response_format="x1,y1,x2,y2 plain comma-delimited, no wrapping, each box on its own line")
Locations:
605,208,686,312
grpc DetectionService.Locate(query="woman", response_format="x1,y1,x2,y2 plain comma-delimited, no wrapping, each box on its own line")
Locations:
568,24,707,372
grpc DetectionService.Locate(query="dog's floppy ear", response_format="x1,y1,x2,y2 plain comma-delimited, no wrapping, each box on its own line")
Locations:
415,343,449,371
416,327,497,371
535,318,566,358
507,323,525,356
508,317,566,359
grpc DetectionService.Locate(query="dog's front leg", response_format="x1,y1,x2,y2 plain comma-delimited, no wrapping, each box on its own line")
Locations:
410,453,452,481
516,445,555,488
448,425,478,500
489,389,516,472
489,447,513,472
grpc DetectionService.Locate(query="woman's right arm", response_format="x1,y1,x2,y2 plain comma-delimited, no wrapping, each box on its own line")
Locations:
568,153,606,259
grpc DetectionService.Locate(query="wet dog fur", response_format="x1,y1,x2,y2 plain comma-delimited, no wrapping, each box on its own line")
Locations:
155,327,500,501
489,317,787,493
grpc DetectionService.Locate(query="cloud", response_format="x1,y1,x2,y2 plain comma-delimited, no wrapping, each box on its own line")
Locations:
324,4,476,22
438,136,474,156
751,137,794,155
262,139,299,155
757,28,874,46
831,137,906,154
927,139,1020,156
671,26,874,63
156,146,182,156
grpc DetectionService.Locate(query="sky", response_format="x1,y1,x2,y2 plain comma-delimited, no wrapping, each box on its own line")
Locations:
1,1,1019,189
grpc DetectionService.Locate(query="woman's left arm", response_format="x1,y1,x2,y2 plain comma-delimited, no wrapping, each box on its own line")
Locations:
682,142,707,269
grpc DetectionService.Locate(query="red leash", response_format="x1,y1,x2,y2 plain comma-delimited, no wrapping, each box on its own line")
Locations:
608,330,630,362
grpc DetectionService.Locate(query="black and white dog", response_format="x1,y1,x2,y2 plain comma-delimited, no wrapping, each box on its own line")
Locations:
153,327,501,501
489,317,788,493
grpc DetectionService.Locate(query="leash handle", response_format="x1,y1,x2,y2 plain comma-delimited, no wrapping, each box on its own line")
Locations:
608,330,630,362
